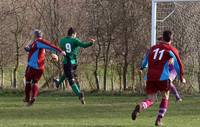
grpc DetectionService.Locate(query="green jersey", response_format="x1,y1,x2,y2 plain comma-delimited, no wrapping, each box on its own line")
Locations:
59,37,93,64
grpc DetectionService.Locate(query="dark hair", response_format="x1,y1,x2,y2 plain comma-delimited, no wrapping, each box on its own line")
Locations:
163,30,172,42
67,27,75,36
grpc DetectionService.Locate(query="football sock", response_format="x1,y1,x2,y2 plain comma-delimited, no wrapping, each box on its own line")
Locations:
71,84,81,96
32,83,39,99
25,82,31,101
156,98,169,121
77,82,80,89
170,83,181,100
141,99,154,110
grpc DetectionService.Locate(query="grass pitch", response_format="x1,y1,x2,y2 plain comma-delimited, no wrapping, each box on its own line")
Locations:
0,95,199,127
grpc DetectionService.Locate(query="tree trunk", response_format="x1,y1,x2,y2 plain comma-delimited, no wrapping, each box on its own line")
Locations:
110,64,114,91
117,65,122,91
103,60,108,91
123,58,128,90
131,61,135,90
13,33,20,89
94,49,100,91
122,30,128,90
94,70,100,91
10,70,13,87
198,71,200,93
0,68,4,89
198,51,200,93
13,69,17,88
103,40,111,91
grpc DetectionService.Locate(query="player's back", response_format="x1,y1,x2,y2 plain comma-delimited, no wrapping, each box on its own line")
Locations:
60,37,78,54
60,37,79,64
147,42,172,81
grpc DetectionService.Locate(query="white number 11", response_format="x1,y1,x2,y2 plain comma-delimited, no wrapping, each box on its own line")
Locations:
153,48,165,60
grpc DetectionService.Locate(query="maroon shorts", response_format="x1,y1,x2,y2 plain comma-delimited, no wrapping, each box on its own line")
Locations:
25,66,44,83
146,80,170,94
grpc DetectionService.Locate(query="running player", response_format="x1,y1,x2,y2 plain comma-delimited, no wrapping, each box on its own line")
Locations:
131,30,186,126
169,58,182,101
24,29,66,106
59,27,95,104
158,37,182,102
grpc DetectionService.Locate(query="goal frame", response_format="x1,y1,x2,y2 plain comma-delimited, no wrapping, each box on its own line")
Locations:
151,0,200,46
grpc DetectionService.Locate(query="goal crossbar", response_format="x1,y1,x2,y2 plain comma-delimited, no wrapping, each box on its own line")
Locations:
151,0,200,46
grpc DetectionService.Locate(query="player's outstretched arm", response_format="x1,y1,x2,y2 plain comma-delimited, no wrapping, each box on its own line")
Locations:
75,38,95,48
36,38,65,55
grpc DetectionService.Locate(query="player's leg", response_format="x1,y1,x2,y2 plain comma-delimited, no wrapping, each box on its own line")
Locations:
155,80,170,126
28,69,43,106
53,74,66,88
64,64,85,104
132,94,156,120
155,91,170,126
24,67,32,103
170,82,182,102
132,81,157,120
24,80,31,102
169,69,182,102
72,65,85,104
72,65,80,89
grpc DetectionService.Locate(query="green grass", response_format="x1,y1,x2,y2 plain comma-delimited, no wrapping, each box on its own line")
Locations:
0,95,200,127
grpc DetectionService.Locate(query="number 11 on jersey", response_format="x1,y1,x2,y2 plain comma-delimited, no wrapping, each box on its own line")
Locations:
153,48,165,60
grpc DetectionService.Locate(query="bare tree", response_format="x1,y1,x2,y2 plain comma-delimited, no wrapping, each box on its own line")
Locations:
10,0,31,88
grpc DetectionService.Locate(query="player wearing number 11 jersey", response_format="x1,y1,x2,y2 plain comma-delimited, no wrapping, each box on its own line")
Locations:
59,27,94,104
131,30,186,126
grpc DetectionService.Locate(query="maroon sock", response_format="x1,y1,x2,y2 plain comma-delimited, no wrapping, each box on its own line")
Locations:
141,99,154,110
157,98,169,121
25,83,31,101
31,83,39,100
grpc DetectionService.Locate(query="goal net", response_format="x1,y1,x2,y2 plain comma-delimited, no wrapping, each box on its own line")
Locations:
153,0,200,92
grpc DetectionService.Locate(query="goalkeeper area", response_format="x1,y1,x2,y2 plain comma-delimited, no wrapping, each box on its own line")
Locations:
0,95,199,127
152,0,200,92
152,0,200,45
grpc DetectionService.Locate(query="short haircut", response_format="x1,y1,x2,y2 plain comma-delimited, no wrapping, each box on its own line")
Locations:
163,30,172,42
67,27,75,36
33,29,42,37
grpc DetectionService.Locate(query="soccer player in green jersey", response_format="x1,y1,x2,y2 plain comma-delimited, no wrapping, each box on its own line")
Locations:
59,27,95,104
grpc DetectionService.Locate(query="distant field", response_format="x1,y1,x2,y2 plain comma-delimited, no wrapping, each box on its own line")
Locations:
0,95,199,127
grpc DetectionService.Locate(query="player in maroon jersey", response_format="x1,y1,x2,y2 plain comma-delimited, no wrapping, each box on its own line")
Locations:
24,29,66,106
131,30,186,126
158,37,182,102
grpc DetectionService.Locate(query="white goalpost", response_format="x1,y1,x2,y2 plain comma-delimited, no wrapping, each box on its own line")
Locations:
151,0,200,46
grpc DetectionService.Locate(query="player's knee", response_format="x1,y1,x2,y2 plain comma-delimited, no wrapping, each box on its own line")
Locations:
26,80,32,85
32,80,39,85
68,78,75,86
161,91,170,100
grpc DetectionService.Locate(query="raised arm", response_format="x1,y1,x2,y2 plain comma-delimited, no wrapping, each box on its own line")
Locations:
75,38,93,48
36,38,62,53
